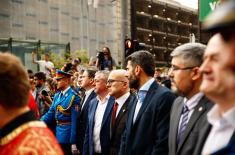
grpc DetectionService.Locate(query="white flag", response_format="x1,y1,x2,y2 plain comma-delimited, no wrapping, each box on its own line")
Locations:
88,0,92,5
93,0,100,8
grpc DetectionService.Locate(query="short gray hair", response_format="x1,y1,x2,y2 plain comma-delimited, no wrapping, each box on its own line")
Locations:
95,70,110,82
171,43,206,66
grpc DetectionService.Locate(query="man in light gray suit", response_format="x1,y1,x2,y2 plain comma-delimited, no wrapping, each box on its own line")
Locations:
168,43,213,155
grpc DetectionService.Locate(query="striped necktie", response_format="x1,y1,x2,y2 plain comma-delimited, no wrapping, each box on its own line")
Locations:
177,105,189,144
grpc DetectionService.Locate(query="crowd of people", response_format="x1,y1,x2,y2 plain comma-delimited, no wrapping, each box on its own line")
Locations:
0,1,235,155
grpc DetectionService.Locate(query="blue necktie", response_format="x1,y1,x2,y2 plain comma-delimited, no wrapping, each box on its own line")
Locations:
137,90,146,103
133,90,147,123
177,105,189,144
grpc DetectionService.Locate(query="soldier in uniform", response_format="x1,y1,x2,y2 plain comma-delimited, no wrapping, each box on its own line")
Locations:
41,69,81,155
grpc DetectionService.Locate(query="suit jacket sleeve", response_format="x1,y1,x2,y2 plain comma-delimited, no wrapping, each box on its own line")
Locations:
70,95,81,144
151,92,176,155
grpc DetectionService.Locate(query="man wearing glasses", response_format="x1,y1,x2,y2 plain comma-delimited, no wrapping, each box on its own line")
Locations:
168,43,213,155
107,69,136,155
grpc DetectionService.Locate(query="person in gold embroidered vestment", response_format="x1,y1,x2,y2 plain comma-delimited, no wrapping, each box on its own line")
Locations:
0,53,63,155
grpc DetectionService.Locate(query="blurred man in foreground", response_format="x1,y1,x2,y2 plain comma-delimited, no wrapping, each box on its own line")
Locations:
200,1,235,154
0,53,63,155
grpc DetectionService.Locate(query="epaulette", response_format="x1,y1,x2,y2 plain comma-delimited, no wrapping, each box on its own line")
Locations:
71,89,79,96
73,90,83,100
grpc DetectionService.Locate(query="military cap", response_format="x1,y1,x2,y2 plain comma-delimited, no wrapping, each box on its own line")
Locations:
203,0,235,32
55,69,72,80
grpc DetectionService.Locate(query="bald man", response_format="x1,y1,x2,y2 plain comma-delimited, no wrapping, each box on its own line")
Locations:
107,69,136,155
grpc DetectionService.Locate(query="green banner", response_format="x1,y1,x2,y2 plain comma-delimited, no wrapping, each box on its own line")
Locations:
199,0,220,21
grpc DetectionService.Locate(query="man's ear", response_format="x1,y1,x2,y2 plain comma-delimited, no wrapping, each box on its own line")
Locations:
134,65,141,76
191,67,201,80
90,78,95,85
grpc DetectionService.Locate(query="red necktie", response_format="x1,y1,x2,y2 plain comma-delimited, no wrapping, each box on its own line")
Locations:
112,102,119,127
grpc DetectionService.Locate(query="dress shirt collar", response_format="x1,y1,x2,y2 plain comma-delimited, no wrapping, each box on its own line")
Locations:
207,105,235,129
85,88,94,97
139,78,155,91
61,86,70,95
116,92,130,106
97,95,110,104
183,92,204,111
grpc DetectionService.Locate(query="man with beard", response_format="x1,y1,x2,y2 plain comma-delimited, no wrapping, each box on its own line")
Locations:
119,50,176,155
34,72,50,117
41,70,81,155
168,43,213,155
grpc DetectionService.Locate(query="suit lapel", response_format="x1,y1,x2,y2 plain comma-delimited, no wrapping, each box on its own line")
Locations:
115,95,132,126
172,98,184,153
127,95,137,129
89,99,98,129
81,91,96,114
111,95,132,138
177,96,208,151
134,82,158,124
101,96,115,128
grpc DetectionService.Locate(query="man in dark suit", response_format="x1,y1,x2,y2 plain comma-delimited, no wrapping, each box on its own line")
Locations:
107,69,136,155
168,43,213,155
77,69,97,154
119,50,176,155
83,71,115,155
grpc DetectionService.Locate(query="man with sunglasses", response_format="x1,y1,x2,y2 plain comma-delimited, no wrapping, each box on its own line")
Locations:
41,70,81,155
107,69,136,155
168,43,213,155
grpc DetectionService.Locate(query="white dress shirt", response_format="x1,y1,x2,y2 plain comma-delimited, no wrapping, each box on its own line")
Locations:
115,92,130,118
177,92,204,134
202,105,235,155
81,88,94,110
93,95,110,153
133,78,155,123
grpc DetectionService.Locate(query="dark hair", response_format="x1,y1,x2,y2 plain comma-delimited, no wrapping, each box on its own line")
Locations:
27,69,34,79
27,69,33,74
86,69,97,78
126,50,155,76
0,53,30,108
103,47,112,60
62,62,73,72
34,72,46,82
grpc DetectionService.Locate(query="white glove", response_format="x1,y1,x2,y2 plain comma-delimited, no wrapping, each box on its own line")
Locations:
71,144,80,155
